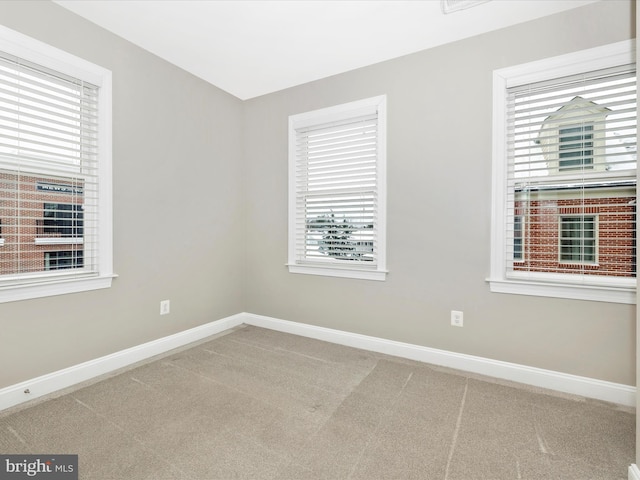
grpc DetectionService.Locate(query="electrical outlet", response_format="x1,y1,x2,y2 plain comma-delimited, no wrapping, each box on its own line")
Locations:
160,300,170,315
451,310,463,327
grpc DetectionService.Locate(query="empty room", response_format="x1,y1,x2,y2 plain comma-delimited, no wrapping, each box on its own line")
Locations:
0,1,637,479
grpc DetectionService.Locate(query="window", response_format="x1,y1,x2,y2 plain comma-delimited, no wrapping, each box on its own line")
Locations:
288,96,387,280
513,215,523,261
45,250,83,270
559,125,594,171
490,40,636,304
559,215,596,263
42,203,84,239
0,25,113,303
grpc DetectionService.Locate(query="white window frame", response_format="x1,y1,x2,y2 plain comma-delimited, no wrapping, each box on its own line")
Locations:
287,95,387,281
489,40,636,304
0,25,114,303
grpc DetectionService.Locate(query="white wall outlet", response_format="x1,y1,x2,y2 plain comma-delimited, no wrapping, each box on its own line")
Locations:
451,310,463,327
160,300,170,315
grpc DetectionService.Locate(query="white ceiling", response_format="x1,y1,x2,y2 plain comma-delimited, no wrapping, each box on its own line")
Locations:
54,0,600,100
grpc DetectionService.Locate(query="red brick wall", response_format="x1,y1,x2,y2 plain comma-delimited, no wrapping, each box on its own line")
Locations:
0,171,83,276
514,196,636,277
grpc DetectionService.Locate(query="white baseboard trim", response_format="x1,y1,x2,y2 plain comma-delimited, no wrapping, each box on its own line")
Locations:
0,313,245,413
630,464,640,480
1,311,635,413
241,312,636,408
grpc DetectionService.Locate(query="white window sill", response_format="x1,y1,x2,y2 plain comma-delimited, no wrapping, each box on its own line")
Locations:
0,273,117,304
35,237,84,245
287,263,387,281
487,277,636,304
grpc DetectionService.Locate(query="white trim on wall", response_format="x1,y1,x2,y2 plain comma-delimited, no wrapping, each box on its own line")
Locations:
0,312,634,413
629,464,640,480
488,39,637,304
0,314,245,412
287,95,388,281
243,313,635,407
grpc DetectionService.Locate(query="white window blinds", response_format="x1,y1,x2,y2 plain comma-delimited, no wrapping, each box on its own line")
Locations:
0,52,99,284
288,96,387,281
505,63,636,282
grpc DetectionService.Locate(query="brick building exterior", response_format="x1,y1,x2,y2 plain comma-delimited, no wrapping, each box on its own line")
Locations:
0,170,84,276
513,185,636,278
509,92,636,279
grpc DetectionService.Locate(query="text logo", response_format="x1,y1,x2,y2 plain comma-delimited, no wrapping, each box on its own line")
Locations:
0,456,77,480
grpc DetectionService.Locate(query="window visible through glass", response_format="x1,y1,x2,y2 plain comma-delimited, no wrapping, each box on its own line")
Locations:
560,216,596,263
44,250,83,270
513,215,523,261
42,203,84,238
558,124,594,171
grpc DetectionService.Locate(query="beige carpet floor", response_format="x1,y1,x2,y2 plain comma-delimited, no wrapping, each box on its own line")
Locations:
0,325,634,479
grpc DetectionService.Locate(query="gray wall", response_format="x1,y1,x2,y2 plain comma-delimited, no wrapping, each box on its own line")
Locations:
243,0,636,386
0,1,635,393
0,1,245,388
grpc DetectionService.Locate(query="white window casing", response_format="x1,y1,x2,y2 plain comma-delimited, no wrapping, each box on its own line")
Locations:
0,25,114,303
288,95,387,281
489,40,636,304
